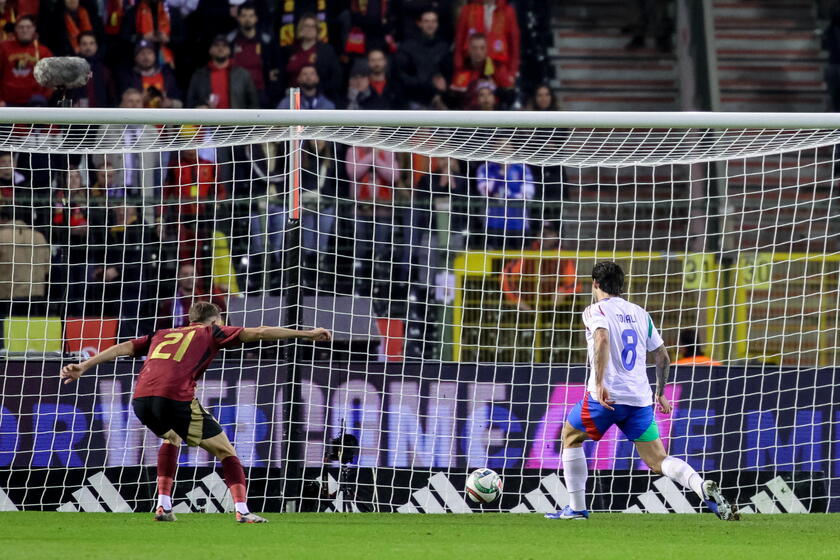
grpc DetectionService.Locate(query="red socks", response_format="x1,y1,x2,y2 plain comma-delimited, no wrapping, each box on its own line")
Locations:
157,442,179,499
221,455,248,505
159,448,248,513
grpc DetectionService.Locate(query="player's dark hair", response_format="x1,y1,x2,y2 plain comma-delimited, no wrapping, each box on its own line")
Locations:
237,1,256,15
189,301,221,323
591,261,624,296
679,329,700,357
298,12,318,24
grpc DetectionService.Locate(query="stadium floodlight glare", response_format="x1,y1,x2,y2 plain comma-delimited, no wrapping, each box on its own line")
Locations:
0,109,836,514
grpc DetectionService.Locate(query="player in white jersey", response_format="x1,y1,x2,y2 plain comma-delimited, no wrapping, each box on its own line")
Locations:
545,261,737,521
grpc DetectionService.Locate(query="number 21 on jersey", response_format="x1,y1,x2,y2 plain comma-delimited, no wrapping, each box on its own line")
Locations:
149,329,196,362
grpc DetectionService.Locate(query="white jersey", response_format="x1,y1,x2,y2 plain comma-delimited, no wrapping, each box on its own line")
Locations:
583,297,664,407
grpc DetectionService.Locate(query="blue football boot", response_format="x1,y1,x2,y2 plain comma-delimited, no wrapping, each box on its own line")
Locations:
545,505,590,520
702,480,738,520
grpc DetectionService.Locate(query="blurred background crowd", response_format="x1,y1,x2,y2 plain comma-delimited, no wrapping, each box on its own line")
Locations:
0,0,557,111
1,0,838,365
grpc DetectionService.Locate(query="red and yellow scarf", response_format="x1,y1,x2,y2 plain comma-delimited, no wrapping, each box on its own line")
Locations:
65,6,93,53
279,0,327,47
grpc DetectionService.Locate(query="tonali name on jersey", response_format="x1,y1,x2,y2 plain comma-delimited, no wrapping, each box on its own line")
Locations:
582,297,664,407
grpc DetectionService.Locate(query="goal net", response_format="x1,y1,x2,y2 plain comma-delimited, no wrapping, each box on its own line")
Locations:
0,108,837,515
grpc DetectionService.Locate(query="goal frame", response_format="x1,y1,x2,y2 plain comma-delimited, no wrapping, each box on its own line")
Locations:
0,108,837,514
2,108,840,131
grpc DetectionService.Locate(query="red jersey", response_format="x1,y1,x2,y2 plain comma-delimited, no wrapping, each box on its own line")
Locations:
131,323,244,401
232,36,264,90
0,39,52,105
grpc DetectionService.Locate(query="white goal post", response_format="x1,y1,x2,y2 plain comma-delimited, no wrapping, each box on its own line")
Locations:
0,108,837,515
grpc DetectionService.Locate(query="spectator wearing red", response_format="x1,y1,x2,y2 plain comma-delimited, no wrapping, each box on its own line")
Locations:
103,0,123,36
15,0,36,17
187,35,258,109
342,0,396,56
51,167,89,231
163,149,222,269
71,31,115,107
394,9,450,109
118,40,182,107
454,0,519,89
0,16,52,106
164,149,219,218
225,2,282,108
42,0,98,56
346,146,400,204
451,33,509,107
281,12,341,102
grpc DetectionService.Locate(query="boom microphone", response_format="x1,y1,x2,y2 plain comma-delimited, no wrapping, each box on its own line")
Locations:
34,57,91,89
34,57,92,107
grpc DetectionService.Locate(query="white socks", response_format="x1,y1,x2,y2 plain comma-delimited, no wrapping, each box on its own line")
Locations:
661,456,705,499
157,494,172,510
562,447,588,511
235,502,250,515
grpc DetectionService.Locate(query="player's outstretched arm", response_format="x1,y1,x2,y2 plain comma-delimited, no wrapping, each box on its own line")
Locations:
652,344,672,413
239,326,332,343
60,340,136,385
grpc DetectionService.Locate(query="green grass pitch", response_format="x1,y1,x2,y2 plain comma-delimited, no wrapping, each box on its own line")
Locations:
2,512,839,560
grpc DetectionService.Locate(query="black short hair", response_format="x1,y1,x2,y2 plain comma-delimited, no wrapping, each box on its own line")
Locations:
237,1,257,14
679,329,700,357
591,261,624,296
78,30,97,42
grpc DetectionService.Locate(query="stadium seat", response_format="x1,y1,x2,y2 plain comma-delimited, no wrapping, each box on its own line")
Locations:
3,317,63,354
376,318,405,362
63,318,119,356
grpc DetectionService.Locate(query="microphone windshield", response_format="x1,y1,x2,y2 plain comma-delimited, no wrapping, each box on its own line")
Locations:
34,57,92,89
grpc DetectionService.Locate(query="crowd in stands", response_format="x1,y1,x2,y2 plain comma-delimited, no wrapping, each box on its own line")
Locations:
0,0,546,111
0,0,565,354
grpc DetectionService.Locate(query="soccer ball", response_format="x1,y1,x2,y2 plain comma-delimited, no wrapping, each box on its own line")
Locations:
465,468,503,503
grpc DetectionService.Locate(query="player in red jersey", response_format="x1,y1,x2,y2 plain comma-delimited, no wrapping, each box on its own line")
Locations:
60,301,331,523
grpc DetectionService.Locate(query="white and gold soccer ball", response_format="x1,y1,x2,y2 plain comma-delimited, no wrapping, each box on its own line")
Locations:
465,468,503,504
